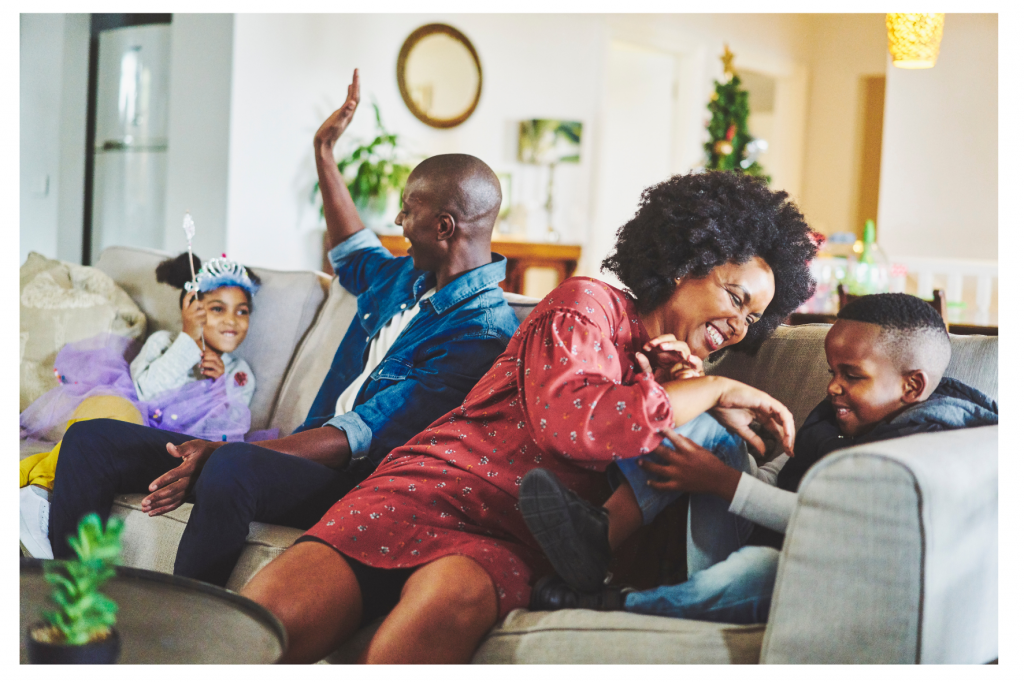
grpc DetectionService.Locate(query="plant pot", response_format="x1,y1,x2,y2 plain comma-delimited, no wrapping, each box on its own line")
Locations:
27,623,121,664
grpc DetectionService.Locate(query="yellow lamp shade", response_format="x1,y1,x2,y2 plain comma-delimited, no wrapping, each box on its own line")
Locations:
886,13,945,69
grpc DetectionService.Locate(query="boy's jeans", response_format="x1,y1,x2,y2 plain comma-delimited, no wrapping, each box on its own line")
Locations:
613,413,780,624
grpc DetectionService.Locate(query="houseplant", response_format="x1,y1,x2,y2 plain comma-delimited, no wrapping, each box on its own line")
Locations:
27,513,125,664
312,101,413,233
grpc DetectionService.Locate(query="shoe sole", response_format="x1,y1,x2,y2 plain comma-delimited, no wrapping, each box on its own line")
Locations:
519,469,608,592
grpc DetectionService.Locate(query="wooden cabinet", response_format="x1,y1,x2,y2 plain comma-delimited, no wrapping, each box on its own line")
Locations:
377,235,581,295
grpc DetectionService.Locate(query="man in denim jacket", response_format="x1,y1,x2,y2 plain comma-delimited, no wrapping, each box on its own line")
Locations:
47,70,519,587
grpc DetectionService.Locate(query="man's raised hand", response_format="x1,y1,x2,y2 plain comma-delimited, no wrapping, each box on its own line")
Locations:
314,68,361,151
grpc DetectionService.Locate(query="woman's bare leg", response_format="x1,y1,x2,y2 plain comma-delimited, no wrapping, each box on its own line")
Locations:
360,555,499,664
240,540,363,663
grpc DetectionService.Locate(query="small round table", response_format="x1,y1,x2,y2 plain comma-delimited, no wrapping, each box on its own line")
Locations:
20,558,286,664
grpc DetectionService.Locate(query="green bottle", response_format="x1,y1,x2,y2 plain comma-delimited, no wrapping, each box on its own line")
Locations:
860,220,876,263
850,219,888,294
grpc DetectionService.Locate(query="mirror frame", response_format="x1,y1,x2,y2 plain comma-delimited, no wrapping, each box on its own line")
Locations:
397,23,482,129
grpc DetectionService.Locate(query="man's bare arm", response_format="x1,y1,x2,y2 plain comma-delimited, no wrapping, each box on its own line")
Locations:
252,426,352,469
313,68,367,251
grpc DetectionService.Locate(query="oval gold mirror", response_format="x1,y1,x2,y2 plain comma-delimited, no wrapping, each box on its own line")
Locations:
397,24,482,129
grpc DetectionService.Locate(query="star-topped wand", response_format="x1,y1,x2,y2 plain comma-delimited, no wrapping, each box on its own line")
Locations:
182,211,205,351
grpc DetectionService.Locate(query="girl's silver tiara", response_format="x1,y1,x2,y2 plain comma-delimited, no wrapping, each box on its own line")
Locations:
184,256,259,297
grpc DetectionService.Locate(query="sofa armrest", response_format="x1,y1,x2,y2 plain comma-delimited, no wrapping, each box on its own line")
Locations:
761,425,997,664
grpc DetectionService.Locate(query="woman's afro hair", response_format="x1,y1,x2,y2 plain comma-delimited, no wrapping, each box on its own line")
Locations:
602,170,818,354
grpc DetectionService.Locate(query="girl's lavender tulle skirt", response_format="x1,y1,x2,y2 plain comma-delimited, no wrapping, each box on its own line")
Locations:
20,334,275,443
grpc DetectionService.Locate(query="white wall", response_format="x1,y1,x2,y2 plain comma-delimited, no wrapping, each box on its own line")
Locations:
877,13,998,261
162,14,234,262
224,13,821,273
799,13,888,237
20,14,89,265
224,13,606,271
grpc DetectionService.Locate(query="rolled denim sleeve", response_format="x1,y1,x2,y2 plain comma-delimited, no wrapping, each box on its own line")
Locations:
324,411,374,460
328,230,401,296
330,334,511,466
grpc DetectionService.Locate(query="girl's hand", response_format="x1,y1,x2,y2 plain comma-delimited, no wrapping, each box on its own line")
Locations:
199,348,225,379
181,291,207,344
712,380,795,457
635,334,703,383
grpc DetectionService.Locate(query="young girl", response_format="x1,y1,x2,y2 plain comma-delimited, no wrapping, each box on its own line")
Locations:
20,253,262,559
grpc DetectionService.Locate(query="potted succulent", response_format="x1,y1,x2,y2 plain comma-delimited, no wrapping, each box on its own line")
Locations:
27,514,125,664
312,101,413,234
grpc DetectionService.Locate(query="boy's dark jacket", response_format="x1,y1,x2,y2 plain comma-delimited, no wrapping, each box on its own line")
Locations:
749,377,997,549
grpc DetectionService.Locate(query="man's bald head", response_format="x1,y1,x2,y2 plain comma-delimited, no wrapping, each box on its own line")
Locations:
406,154,502,240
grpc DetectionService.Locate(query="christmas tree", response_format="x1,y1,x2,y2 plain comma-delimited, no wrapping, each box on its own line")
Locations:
703,45,770,183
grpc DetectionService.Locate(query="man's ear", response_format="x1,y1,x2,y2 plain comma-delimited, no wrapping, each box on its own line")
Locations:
436,213,456,241
901,369,929,404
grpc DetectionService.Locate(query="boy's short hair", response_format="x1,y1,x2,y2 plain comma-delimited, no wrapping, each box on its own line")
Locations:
837,293,952,378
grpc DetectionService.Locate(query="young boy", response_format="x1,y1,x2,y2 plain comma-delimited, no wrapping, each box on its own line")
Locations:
518,293,998,623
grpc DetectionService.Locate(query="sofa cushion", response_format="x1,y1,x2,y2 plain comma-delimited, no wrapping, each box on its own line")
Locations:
470,609,764,664
319,608,764,664
95,246,330,430
20,252,146,414
268,278,358,435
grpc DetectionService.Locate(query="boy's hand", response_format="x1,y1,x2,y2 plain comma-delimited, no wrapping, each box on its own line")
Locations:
199,348,225,379
181,291,207,345
713,380,795,456
635,334,703,383
639,428,742,502
314,68,360,152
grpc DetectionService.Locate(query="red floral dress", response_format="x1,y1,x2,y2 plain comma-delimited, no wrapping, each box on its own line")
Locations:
304,277,674,618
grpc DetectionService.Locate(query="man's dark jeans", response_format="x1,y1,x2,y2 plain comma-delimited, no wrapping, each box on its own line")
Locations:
49,418,369,587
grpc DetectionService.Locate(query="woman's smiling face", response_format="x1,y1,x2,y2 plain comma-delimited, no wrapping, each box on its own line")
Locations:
657,258,776,359
202,286,251,353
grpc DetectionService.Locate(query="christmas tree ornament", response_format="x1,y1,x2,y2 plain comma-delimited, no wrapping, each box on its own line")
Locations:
720,44,736,78
740,139,768,169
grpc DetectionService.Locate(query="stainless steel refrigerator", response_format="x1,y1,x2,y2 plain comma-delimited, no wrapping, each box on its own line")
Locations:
90,23,171,257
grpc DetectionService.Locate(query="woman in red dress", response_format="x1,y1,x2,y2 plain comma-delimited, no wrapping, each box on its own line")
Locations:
241,171,819,663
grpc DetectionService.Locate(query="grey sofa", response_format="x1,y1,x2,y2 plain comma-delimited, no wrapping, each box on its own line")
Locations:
25,245,998,664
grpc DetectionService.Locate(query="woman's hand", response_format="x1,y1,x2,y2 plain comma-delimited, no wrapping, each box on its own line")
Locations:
637,428,743,502
181,291,207,345
141,439,224,516
712,379,795,457
199,348,225,379
635,334,703,383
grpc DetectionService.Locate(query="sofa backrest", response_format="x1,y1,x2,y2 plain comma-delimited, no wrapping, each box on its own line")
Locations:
707,324,998,455
95,246,330,430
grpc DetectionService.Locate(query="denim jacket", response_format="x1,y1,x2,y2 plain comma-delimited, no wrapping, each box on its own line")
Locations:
296,229,521,467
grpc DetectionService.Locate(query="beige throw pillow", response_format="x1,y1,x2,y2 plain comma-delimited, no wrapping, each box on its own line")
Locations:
20,252,147,413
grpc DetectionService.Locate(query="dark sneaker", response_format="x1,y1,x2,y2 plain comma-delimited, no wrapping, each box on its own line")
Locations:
529,574,632,612
519,467,612,592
